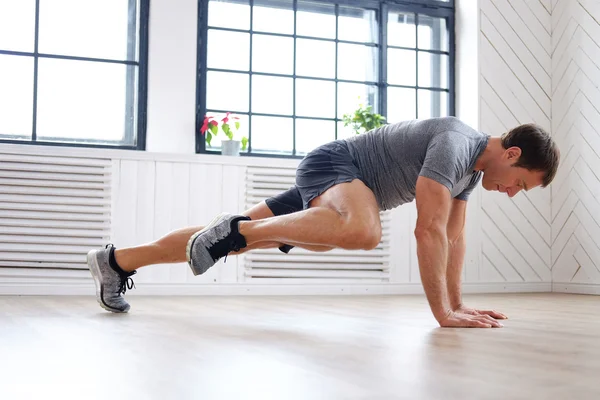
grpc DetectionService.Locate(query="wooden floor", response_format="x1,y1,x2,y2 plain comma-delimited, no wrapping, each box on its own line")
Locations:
0,293,598,400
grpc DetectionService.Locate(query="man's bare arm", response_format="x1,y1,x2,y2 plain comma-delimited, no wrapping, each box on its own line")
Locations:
446,199,467,310
445,198,507,323
415,177,501,328
414,176,452,322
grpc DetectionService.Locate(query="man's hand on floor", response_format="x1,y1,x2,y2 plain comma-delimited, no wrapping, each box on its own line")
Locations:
438,310,504,328
455,305,508,321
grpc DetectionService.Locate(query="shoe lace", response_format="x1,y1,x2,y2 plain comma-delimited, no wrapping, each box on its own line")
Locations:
118,270,137,295
104,243,137,295
223,241,243,263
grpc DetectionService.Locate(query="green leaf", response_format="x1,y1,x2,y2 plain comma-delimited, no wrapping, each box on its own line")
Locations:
209,124,218,136
206,132,212,146
235,121,240,130
222,123,233,140
241,136,248,151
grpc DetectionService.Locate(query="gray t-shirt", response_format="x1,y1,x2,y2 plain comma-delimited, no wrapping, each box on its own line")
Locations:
344,116,489,211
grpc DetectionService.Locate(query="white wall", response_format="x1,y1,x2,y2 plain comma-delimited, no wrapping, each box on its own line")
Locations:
472,0,600,295
475,0,553,285
145,0,197,153
3,0,579,295
551,0,600,294
0,142,552,295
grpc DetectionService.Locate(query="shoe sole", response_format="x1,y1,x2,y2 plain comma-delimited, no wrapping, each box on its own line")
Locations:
87,250,129,313
186,212,230,273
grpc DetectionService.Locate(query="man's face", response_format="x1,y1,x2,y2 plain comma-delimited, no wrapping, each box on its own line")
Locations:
481,147,545,198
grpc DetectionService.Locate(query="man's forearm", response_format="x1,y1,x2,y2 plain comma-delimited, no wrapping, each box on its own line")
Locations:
447,235,466,310
415,227,451,322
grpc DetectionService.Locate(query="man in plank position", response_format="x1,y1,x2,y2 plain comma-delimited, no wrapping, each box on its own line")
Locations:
87,116,559,327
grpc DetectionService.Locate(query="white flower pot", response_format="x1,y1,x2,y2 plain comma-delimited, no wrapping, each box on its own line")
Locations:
221,140,241,156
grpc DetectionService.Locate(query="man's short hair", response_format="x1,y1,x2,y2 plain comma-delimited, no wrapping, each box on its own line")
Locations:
501,124,560,187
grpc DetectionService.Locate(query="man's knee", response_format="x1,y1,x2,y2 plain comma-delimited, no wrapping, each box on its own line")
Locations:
340,221,382,250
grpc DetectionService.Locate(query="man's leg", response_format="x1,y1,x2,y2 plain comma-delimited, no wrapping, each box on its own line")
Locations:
188,179,381,275
87,194,334,312
240,179,381,250
87,201,281,313
113,201,279,272
114,203,333,272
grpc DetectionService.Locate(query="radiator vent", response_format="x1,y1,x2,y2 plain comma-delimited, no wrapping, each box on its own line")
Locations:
0,152,111,270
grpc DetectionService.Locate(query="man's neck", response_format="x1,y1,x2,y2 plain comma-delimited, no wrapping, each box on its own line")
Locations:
474,137,503,171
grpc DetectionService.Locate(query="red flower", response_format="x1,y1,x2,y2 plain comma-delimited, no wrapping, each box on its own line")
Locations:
200,116,218,134
222,112,231,124
200,116,209,134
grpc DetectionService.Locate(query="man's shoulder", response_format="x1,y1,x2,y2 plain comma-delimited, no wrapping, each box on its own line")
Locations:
425,117,485,145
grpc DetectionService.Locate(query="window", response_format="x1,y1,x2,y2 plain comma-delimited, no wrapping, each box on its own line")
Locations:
196,0,454,157
0,0,149,149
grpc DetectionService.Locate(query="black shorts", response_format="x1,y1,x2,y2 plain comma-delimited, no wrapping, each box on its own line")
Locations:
265,140,363,253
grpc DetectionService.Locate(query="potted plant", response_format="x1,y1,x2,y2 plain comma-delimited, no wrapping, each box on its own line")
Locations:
342,99,386,135
200,112,248,156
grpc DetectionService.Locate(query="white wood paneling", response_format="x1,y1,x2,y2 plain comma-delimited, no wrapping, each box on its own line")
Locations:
551,0,600,292
6,0,598,294
479,0,553,284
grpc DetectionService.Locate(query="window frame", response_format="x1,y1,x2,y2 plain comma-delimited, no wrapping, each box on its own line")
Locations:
196,0,454,158
0,0,150,151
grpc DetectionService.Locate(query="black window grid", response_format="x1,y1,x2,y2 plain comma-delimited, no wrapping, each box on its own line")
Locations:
196,0,454,158
0,0,149,150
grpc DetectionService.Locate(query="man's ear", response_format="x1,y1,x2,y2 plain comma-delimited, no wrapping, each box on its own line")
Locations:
505,146,522,161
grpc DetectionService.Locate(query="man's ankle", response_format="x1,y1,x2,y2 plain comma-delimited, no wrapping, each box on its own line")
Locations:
109,248,131,274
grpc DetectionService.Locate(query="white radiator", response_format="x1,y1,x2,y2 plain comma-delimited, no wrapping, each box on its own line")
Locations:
243,166,391,283
0,152,112,271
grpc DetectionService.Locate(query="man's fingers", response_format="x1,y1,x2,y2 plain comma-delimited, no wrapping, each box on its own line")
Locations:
479,309,508,319
470,319,491,328
475,314,503,328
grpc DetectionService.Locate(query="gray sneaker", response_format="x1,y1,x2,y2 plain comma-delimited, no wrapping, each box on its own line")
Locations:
87,244,136,313
186,213,250,276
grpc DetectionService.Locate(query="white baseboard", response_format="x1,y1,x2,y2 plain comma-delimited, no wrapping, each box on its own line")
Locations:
552,283,600,295
0,281,552,296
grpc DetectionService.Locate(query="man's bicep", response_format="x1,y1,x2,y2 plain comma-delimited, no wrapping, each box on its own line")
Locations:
415,176,452,230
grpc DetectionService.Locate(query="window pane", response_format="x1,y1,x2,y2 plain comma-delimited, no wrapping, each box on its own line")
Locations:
297,1,335,39
204,112,249,150
387,49,416,86
296,39,335,79
387,87,416,123
296,79,335,118
337,83,377,119
418,52,448,89
418,90,448,119
252,75,293,115
38,0,135,60
338,43,378,82
418,15,448,51
208,0,250,30
296,119,335,155
252,34,293,75
0,0,35,52
0,55,34,139
251,116,293,153
36,58,134,144
337,121,356,140
208,30,249,71
388,11,415,48
338,7,377,44
253,0,293,34
206,71,249,112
